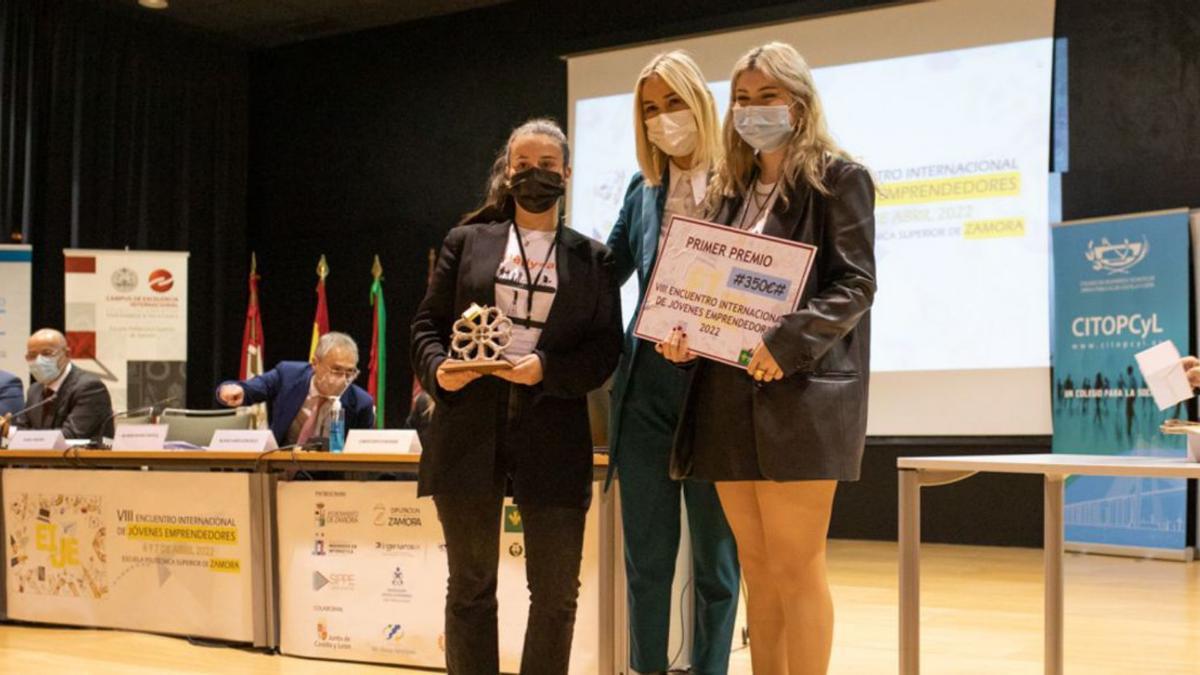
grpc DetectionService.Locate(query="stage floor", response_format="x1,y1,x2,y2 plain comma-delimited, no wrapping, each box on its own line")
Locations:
1,539,1197,673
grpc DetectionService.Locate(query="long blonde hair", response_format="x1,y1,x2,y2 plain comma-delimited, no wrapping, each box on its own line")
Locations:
633,51,723,187
711,42,852,201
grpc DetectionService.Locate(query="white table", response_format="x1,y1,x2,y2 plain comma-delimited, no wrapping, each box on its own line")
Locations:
897,453,1200,675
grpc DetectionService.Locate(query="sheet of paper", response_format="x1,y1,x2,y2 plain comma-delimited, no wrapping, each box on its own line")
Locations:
1134,341,1192,410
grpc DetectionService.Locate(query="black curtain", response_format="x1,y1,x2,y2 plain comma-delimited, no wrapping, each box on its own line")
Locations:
0,0,249,408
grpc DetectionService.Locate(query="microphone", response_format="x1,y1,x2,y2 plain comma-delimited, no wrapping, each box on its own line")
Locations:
0,393,58,441
88,396,180,449
4,392,58,421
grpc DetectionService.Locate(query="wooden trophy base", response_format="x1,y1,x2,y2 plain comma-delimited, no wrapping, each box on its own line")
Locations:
441,359,513,374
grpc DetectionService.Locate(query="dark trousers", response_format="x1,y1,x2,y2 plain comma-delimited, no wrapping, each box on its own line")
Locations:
434,484,587,675
616,348,741,675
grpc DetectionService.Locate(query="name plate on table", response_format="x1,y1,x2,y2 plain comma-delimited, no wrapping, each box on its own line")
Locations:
1186,430,1200,463
112,424,169,451
208,429,278,452
7,429,69,451
344,429,422,454
634,215,817,368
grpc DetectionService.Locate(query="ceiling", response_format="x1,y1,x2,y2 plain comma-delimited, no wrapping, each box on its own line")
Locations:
108,0,515,48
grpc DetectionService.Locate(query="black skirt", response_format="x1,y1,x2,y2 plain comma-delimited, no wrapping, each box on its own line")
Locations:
688,361,766,481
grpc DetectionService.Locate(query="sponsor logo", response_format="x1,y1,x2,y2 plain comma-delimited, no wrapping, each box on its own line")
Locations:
148,268,174,292
314,617,352,650
374,541,422,556
313,570,355,591
313,531,355,556
382,624,405,643
1071,313,1163,340
508,542,524,558
111,267,138,292
317,503,358,526
327,542,357,555
1086,236,1149,275
381,566,413,603
503,506,523,533
373,504,423,528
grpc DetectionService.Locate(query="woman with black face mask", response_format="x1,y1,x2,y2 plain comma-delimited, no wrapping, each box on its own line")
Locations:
411,117,623,675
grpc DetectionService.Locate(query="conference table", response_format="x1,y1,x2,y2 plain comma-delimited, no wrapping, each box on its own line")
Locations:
0,448,621,673
897,453,1200,675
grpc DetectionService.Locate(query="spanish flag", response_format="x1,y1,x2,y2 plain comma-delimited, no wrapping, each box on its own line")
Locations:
240,253,265,380
308,255,330,360
368,255,386,428
240,253,267,429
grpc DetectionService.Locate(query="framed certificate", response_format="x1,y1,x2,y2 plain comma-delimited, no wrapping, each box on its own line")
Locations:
633,215,817,368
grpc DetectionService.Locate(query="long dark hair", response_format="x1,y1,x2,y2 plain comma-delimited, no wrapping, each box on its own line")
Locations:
459,117,570,225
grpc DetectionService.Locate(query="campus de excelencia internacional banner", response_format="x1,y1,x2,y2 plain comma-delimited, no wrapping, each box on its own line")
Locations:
276,481,600,673
4,469,255,641
63,249,189,412
1052,209,1191,552
0,245,32,378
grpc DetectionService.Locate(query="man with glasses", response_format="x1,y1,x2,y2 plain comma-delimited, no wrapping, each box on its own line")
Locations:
216,331,375,447
9,328,114,438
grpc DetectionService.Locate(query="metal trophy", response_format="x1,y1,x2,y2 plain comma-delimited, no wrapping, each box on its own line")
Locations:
442,303,515,373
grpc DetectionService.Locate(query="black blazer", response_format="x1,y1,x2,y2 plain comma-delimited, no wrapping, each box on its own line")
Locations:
14,365,115,439
410,220,623,508
672,158,877,481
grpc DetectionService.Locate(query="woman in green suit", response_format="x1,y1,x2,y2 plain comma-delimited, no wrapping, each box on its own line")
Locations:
606,51,740,675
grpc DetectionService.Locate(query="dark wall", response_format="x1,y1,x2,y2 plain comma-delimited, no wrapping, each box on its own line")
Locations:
2,0,249,410
249,0,1200,544
247,0,893,426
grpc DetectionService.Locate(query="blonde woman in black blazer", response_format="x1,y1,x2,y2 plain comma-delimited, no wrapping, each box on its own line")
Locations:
411,117,622,675
660,43,876,675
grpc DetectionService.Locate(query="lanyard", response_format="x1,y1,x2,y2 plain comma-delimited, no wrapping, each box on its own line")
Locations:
511,222,559,320
738,180,780,231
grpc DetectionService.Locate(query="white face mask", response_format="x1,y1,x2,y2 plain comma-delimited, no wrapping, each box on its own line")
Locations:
733,105,795,152
28,354,62,384
645,110,699,158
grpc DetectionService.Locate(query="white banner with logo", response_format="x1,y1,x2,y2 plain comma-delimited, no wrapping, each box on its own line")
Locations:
62,249,189,412
0,245,32,378
3,469,255,641
277,481,600,673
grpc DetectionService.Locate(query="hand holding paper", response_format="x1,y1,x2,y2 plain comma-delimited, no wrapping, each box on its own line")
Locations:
1182,355,1200,389
1134,341,1193,410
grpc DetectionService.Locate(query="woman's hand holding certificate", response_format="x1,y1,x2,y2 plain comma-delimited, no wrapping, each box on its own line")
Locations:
637,215,816,370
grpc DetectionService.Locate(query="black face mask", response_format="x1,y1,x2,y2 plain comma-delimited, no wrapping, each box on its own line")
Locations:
507,167,565,214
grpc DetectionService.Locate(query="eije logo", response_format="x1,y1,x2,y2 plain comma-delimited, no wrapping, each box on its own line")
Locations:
148,268,174,293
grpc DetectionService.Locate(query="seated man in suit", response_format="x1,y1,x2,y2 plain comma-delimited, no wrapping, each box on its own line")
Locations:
11,328,114,439
0,369,23,417
216,331,375,447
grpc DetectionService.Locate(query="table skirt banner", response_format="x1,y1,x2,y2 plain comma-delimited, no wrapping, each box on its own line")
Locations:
3,468,256,640
1051,209,1192,551
63,248,190,412
0,244,32,377
276,481,600,673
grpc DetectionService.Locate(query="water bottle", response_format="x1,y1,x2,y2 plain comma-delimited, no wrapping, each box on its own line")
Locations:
328,397,346,453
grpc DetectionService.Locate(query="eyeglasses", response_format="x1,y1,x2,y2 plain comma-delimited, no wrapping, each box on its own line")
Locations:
324,366,360,379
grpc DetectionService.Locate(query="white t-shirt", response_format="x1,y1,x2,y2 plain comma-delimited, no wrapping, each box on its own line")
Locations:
494,225,559,359
734,180,780,234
